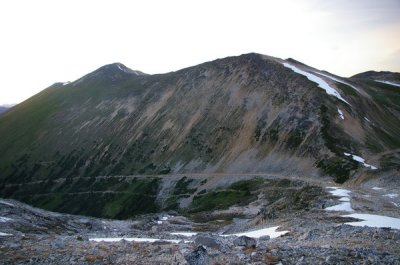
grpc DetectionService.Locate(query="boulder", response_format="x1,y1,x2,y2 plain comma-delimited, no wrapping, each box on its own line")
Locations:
184,246,209,265
233,236,257,248
194,235,230,253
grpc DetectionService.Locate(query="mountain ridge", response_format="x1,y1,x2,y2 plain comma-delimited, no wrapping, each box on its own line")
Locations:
0,52,399,218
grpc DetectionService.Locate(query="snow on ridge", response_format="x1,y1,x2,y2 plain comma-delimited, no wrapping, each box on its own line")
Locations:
344,213,400,230
116,64,142,75
372,187,383,191
325,187,354,212
374,80,400,87
0,232,12,236
344,153,378,170
337,108,344,120
282,62,350,105
316,72,361,92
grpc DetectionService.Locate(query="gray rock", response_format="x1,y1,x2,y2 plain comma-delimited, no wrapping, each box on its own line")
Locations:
52,238,65,249
325,255,339,264
184,246,209,265
233,236,257,248
237,253,246,260
7,242,22,249
194,235,229,253
259,235,271,241
194,236,220,248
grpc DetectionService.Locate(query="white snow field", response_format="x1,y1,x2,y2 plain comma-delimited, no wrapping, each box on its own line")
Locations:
374,80,400,87
89,237,188,243
325,187,354,212
344,214,400,229
344,153,378,170
316,71,361,92
282,62,349,104
337,108,344,120
225,226,289,239
170,232,198,237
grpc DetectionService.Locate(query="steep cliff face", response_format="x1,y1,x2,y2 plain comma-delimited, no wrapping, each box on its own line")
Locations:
0,53,399,217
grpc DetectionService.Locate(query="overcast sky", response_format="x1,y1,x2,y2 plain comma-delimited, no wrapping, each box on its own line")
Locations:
0,0,399,105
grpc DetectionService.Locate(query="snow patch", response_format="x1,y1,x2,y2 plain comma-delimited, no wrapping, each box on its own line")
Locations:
364,117,371,123
157,221,162,225
344,213,400,230
225,226,289,239
326,202,353,212
325,187,354,212
161,216,169,221
171,232,198,237
337,108,344,120
282,62,349,104
0,217,13,223
89,237,188,243
327,187,351,198
372,187,383,190
0,200,14,207
316,72,361,92
0,232,12,236
383,194,398,199
62,81,71,86
374,80,400,87
344,153,378,170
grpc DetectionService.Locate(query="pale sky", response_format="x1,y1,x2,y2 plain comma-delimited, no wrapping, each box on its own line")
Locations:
0,0,399,105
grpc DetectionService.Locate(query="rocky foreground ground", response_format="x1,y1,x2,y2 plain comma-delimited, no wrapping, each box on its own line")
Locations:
1,177,400,264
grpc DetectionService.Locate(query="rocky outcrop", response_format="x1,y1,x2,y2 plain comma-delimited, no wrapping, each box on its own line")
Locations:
184,246,209,265
233,235,257,248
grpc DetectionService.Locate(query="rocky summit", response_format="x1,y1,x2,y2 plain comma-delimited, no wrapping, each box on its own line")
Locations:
0,53,399,264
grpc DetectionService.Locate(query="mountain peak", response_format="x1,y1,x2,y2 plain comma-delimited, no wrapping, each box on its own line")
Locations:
71,62,146,85
97,63,146,76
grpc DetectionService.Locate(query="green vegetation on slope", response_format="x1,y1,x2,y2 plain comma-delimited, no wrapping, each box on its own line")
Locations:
164,176,197,210
5,177,161,219
317,104,359,183
188,178,263,213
